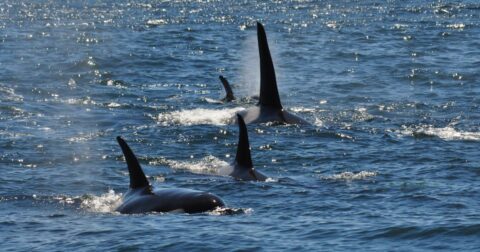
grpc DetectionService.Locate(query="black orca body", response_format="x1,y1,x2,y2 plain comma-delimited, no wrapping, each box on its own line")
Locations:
229,114,268,181
237,22,310,125
115,137,225,214
219,75,235,102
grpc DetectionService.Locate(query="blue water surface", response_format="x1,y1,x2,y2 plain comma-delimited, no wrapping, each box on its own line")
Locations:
1,1,480,251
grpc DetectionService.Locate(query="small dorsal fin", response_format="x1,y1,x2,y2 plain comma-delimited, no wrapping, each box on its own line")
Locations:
257,22,283,109
116,136,150,189
219,75,235,102
235,114,253,168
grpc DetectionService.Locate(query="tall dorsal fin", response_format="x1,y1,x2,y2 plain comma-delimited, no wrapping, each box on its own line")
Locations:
219,75,235,101
116,136,150,189
257,22,282,109
235,114,253,168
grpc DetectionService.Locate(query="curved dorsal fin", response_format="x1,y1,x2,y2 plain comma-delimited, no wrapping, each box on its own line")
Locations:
219,75,235,101
235,114,253,168
257,22,282,109
116,136,150,189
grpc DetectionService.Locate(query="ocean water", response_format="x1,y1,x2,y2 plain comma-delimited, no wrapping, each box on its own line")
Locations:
1,0,480,250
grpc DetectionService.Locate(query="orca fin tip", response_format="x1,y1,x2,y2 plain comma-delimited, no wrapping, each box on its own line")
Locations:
236,114,246,124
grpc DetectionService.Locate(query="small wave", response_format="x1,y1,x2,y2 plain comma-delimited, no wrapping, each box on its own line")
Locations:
0,85,23,102
398,125,480,141
166,155,232,176
324,171,377,181
203,97,224,104
265,178,278,183
447,23,465,30
146,19,168,26
106,102,122,108
156,107,245,126
164,156,277,181
393,23,408,29
353,107,375,122
368,224,480,239
63,97,98,106
290,106,316,113
80,190,123,213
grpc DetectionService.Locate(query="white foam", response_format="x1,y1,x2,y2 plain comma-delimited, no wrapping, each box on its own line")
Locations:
106,102,122,108
0,85,23,102
325,171,377,181
265,178,278,183
80,189,123,213
447,23,465,30
399,125,480,141
146,19,167,25
203,97,224,104
209,207,253,216
166,156,277,181
167,155,233,176
290,106,316,113
314,117,324,127
54,195,76,204
156,107,245,126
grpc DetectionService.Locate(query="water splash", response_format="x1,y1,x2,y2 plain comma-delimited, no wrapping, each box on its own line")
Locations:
156,107,245,126
80,190,123,213
166,155,233,176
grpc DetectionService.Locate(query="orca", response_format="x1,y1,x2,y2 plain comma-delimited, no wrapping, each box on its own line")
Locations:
219,75,259,101
115,136,225,214
219,75,235,102
229,114,268,181
237,22,310,125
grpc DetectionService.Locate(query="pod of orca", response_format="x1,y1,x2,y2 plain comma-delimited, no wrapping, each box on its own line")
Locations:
113,22,306,214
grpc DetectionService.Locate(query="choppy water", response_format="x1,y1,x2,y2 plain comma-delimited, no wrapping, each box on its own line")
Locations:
1,0,480,251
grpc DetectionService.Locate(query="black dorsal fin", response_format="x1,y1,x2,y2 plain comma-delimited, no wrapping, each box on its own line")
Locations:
116,136,150,189
257,22,282,109
235,114,253,168
219,75,235,101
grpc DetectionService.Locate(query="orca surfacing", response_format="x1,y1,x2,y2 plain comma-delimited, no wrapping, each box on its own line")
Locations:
237,22,310,125
115,136,225,214
219,75,235,102
229,114,268,181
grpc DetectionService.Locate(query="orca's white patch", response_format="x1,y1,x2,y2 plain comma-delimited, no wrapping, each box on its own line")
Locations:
169,208,186,214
